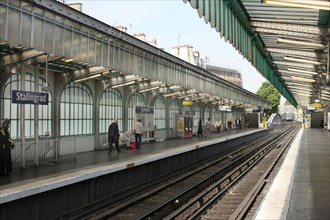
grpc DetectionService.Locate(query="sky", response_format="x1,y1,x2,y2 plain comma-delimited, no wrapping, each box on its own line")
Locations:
66,0,267,94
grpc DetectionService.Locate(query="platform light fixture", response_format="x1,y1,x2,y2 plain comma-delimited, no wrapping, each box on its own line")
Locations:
74,73,102,83
284,56,322,65
163,91,181,97
290,76,316,83
277,38,325,49
290,88,312,94
288,82,314,88
262,0,330,11
63,58,75,63
190,96,206,101
111,80,135,88
287,86,313,92
138,86,160,93
287,68,319,75
291,92,311,97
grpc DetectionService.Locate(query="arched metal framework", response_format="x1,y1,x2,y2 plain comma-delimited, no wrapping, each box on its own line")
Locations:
0,0,271,110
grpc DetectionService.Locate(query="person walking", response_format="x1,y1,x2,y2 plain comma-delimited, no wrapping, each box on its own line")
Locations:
204,118,212,139
133,119,144,149
214,119,222,137
108,118,121,154
0,119,14,176
197,119,203,137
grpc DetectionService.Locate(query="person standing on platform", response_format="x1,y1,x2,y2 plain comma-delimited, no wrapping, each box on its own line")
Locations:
227,119,232,134
133,119,144,149
204,118,212,139
0,119,14,176
197,119,203,137
108,118,121,154
235,118,240,132
215,119,222,137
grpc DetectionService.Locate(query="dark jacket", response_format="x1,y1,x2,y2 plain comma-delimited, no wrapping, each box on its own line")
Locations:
108,122,119,141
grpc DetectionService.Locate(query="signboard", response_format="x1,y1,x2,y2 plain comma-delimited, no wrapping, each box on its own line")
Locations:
311,103,323,108
135,106,154,114
12,90,49,105
183,100,192,105
177,118,184,131
219,105,231,112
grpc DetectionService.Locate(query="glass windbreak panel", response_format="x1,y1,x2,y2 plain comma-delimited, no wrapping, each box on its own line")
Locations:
128,93,145,131
81,35,88,61
99,89,123,133
96,41,102,65
21,2,32,12
73,31,81,60
154,97,166,129
60,82,93,136
8,8,20,45
21,13,32,47
88,38,95,63
44,11,54,21
64,29,73,58
193,104,200,127
54,25,64,54
33,18,43,50
0,6,6,39
55,15,64,25
103,42,109,67
169,99,180,129
64,18,73,28
33,6,44,17
44,21,54,53
204,105,211,123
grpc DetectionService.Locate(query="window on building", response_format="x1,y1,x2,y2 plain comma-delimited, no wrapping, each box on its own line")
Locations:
60,82,93,136
169,99,180,130
1,74,52,139
128,93,145,130
99,88,123,133
204,104,211,123
192,103,200,127
154,96,166,129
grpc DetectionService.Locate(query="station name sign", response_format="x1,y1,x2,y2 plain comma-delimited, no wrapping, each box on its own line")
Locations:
12,90,49,105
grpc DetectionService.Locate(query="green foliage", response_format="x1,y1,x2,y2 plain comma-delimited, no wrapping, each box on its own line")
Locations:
284,100,292,106
256,82,281,117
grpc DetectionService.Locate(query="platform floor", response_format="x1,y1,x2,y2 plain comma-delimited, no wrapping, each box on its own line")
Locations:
255,128,330,220
1,127,329,220
0,129,247,188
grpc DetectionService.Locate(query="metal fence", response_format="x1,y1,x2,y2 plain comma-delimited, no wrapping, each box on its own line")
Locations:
11,136,77,170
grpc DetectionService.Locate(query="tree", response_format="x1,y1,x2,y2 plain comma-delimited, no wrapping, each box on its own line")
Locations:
284,100,292,106
256,82,281,117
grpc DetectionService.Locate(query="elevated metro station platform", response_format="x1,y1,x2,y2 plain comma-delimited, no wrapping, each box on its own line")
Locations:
0,128,263,198
255,128,330,220
0,127,329,220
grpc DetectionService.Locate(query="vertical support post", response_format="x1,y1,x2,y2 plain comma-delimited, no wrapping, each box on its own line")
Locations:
20,63,26,170
326,39,329,85
34,65,39,167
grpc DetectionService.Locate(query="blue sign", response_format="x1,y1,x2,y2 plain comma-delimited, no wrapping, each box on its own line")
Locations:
12,90,49,105
135,106,154,114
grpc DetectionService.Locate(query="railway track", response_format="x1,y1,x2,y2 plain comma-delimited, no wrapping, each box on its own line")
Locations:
58,124,299,220
186,124,300,220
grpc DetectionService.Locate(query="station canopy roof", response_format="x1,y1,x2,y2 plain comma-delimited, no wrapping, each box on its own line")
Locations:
186,0,330,108
242,0,330,107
